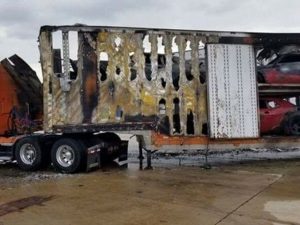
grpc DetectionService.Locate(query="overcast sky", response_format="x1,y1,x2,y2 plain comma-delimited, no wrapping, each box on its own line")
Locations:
1,0,300,80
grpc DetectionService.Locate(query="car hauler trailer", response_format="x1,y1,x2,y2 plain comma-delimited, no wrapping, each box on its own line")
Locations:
1,25,300,173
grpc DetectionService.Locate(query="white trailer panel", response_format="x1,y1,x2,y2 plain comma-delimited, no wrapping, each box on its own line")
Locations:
207,44,259,139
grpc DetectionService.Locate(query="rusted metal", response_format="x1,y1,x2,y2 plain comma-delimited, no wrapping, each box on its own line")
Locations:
0,55,42,135
39,31,53,132
1,55,42,114
39,26,211,138
150,132,300,151
80,32,99,123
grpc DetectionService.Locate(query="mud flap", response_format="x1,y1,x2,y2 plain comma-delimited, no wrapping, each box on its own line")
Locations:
86,140,128,171
118,141,128,162
86,144,102,172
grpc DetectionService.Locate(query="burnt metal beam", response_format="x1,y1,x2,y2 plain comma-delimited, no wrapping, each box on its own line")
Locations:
53,122,157,134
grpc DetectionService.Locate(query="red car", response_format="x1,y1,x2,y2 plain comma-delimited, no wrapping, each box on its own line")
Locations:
259,97,300,135
257,53,300,84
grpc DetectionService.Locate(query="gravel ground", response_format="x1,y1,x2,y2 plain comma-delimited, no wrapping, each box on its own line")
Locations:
0,162,73,190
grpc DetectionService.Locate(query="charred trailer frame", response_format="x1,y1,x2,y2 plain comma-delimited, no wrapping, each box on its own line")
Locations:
39,26,210,136
38,25,300,153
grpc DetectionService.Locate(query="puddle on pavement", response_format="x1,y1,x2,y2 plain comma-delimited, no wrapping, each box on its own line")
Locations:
0,195,54,217
0,162,73,190
264,200,300,224
1,148,300,189
0,152,299,225
129,148,300,169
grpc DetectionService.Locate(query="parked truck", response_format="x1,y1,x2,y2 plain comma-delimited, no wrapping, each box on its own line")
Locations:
1,25,300,173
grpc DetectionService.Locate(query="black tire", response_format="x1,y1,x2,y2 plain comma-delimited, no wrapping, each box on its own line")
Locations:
284,113,300,136
15,137,43,171
51,138,86,173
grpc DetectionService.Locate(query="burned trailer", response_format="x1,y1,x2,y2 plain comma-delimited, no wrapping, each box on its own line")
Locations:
31,25,300,172
39,25,212,153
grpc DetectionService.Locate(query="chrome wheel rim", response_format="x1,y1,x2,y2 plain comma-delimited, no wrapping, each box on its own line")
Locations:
20,143,37,165
56,145,75,167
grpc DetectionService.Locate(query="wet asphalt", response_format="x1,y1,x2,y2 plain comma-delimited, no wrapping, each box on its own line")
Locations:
0,157,299,225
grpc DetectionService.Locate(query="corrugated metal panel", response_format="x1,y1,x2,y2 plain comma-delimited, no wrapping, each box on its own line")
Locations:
207,44,259,139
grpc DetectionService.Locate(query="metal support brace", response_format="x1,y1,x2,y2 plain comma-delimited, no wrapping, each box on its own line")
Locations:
296,96,300,109
137,136,144,170
144,149,157,170
136,135,157,170
61,31,71,92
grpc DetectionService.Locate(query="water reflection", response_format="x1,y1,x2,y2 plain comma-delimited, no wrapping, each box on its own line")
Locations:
264,200,300,224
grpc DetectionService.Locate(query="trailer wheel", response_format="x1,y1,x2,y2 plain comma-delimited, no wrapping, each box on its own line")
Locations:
51,138,85,173
15,137,42,171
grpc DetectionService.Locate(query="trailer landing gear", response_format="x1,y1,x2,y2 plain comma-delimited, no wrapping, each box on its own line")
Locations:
137,136,157,170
